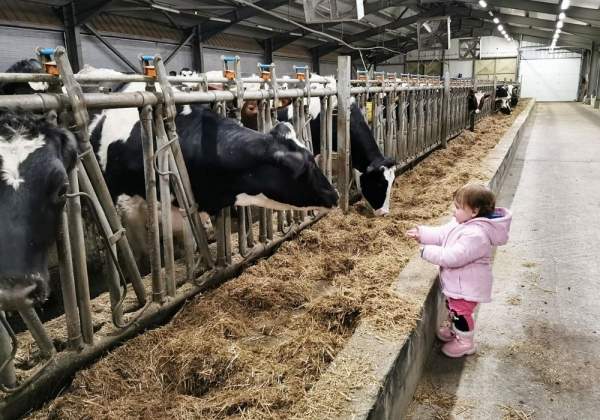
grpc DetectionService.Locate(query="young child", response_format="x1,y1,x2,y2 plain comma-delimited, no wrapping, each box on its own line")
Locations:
406,184,512,358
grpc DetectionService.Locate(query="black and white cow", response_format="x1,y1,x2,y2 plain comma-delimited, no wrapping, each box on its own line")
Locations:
495,84,516,115
468,89,490,114
0,109,78,309
276,75,397,216
89,83,338,215
0,58,48,95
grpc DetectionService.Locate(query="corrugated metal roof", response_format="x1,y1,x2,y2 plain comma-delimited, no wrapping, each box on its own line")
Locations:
91,13,182,41
205,33,262,53
275,44,310,59
0,0,61,29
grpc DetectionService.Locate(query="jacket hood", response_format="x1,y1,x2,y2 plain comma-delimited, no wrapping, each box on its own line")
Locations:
465,207,512,246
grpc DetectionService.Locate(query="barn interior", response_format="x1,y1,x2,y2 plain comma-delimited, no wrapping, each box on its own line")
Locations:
0,0,599,418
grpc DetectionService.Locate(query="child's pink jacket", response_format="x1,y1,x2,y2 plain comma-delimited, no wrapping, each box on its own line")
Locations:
418,208,512,303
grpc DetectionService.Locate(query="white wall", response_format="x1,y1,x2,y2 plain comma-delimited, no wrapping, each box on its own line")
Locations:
480,36,519,58
520,58,582,101
448,60,473,78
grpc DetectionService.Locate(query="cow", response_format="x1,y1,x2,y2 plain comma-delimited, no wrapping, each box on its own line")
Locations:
0,109,78,309
275,75,397,216
468,89,490,114
495,84,514,115
509,84,519,107
89,88,338,215
0,58,48,95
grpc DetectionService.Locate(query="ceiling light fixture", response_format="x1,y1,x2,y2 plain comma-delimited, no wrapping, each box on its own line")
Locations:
558,12,566,20
560,0,570,10
151,3,180,14
257,24,274,31
488,11,494,17
209,16,231,23
557,20,564,28
493,17,499,24
498,24,504,31
553,33,559,39
478,0,488,8
422,22,433,33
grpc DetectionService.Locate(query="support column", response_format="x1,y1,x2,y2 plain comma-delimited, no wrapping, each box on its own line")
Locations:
587,42,599,105
62,2,83,72
192,25,204,72
312,48,320,74
337,56,351,213
264,38,273,64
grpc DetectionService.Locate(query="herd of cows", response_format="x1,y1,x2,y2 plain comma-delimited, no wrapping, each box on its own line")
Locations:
0,57,518,312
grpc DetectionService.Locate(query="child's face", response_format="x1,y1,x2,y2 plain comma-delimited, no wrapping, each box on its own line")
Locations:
454,201,478,223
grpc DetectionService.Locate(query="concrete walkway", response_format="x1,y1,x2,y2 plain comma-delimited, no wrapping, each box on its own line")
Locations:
406,103,600,419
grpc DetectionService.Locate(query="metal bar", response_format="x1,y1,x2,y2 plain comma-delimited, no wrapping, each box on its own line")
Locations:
165,30,195,64
154,105,176,297
442,72,450,148
216,209,226,267
56,209,83,350
77,166,124,326
238,207,248,257
140,105,164,303
82,24,139,72
66,167,94,344
337,56,351,213
0,312,16,388
18,307,55,358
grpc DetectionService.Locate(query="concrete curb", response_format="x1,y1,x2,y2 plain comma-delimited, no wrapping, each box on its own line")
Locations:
315,99,537,419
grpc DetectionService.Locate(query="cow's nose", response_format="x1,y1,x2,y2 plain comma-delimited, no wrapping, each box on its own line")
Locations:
0,274,48,310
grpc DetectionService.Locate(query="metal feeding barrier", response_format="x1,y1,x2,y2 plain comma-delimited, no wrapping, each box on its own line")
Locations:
0,49,517,418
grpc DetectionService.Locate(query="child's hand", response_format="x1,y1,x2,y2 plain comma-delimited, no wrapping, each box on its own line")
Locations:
406,227,420,241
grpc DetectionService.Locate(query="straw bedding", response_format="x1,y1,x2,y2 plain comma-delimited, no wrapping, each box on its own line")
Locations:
29,101,527,419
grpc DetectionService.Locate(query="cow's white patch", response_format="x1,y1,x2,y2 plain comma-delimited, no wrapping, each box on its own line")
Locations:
373,166,396,216
353,169,362,192
28,82,48,91
308,97,322,119
89,107,139,170
278,121,305,149
235,193,329,212
475,109,481,114
180,105,192,115
0,132,46,190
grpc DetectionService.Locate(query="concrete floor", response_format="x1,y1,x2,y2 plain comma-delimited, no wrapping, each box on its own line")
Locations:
406,103,600,419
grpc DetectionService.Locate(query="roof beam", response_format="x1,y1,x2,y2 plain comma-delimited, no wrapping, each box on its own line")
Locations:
313,7,443,57
489,0,600,26
200,0,288,41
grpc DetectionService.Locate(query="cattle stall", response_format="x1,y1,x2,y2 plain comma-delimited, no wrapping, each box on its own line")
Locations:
0,48,514,417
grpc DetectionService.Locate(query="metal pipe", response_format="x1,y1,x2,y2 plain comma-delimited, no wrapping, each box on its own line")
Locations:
76,167,126,326
153,106,176,297
18,307,56,359
140,105,164,303
66,166,94,344
0,312,16,388
55,210,83,350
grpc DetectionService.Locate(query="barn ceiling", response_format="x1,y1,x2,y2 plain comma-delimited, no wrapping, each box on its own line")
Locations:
14,0,600,64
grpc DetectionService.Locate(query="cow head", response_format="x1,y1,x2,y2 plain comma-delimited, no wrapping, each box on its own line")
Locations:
495,85,512,115
468,89,490,114
234,121,338,211
0,58,47,95
0,110,78,310
359,157,396,216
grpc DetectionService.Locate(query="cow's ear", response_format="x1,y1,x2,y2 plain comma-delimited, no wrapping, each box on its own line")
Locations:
56,128,79,171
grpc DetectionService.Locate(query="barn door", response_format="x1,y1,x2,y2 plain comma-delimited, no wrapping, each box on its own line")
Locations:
519,47,583,102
